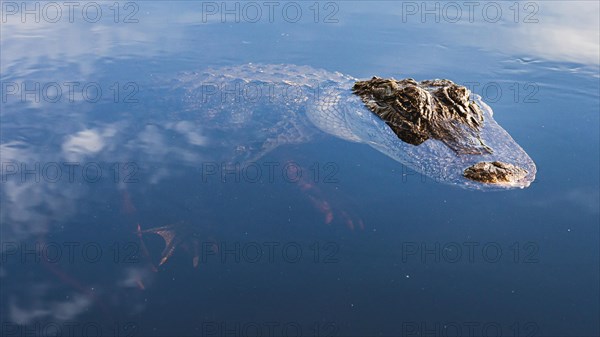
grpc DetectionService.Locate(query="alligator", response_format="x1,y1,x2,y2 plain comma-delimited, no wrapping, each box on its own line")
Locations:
173,63,536,190
137,64,538,267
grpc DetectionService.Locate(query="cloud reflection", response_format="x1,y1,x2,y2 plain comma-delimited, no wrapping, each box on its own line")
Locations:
459,1,600,67
9,290,91,325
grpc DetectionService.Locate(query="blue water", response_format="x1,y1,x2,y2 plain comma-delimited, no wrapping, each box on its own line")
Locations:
1,1,599,336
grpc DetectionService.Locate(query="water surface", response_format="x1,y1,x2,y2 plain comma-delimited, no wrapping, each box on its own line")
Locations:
1,1,599,336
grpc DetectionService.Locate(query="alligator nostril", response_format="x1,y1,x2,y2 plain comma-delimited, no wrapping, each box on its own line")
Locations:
463,161,528,184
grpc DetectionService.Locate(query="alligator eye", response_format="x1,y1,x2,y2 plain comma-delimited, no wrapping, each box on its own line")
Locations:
464,161,528,185
352,77,491,154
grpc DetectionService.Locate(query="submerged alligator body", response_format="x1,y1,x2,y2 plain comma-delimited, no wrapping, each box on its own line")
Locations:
175,64,536,190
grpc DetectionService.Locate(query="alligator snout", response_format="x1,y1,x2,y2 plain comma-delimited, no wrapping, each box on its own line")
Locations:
463,161,529,186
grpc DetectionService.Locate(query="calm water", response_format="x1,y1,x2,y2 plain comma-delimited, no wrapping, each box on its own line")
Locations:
1,1,599,336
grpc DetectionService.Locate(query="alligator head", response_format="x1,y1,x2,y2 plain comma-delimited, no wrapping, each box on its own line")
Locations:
350,77,536,190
